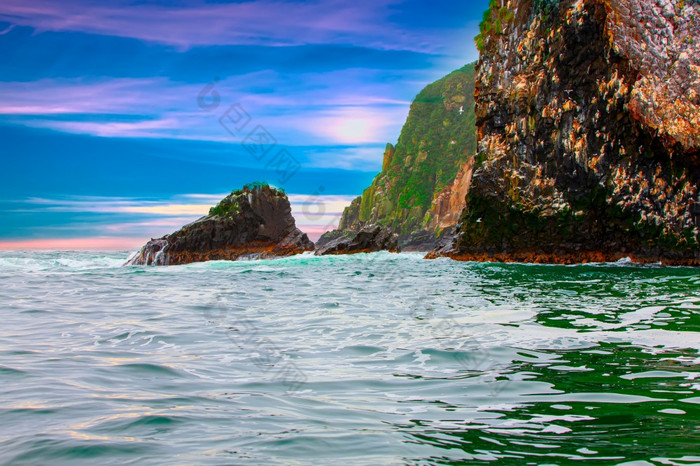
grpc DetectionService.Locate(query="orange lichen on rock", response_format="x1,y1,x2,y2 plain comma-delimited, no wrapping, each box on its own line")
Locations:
604,0,700,152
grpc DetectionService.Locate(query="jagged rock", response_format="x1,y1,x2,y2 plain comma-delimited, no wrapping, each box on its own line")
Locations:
125,184,314,266
314,225,399,256
431,0,699,266
315,229,355,249
337,196,364,232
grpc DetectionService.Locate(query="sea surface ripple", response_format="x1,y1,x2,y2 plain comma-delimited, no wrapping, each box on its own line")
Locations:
0,251,698,465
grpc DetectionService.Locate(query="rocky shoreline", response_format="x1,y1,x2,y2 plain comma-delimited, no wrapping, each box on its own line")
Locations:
426,250,700,267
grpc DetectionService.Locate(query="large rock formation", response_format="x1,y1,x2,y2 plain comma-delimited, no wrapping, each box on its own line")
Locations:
432,0,699,265
315,225,399,256
331,63,478,249
125,184,314,266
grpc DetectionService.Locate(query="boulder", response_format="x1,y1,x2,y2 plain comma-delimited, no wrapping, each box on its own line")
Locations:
314,225,399,256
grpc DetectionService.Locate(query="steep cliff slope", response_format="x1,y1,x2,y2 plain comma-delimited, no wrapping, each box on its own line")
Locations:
436,0,699,265
335,63,478,245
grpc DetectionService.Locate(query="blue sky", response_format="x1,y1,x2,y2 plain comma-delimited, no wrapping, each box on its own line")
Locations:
0,0,488,248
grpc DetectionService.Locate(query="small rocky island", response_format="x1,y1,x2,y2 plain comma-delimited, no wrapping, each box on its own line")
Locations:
125,183,314,266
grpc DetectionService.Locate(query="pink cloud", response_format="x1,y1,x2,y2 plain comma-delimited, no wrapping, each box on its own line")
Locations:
0,72,413,148
276,105,408,145
0,237,145,250
0,78,176,115
44,118,182,138
0,0,443,53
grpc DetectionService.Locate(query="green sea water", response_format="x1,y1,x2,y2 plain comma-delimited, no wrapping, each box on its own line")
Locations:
0,251,698,464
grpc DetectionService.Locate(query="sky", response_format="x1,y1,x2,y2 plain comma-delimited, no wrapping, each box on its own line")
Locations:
0,0,488,249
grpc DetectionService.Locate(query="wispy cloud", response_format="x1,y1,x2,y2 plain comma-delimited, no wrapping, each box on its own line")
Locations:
0,70,413,152
301,146,389,170
19,193,354,232
0,78,166,115
21,196,212,215
0,0,451,53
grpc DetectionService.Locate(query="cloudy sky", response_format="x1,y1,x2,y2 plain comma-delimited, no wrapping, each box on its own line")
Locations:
0,0,488,249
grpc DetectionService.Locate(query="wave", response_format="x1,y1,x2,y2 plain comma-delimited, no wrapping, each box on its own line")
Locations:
0,251,127,272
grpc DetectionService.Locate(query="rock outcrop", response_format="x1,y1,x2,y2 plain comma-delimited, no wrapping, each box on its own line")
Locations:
328,63,478,249
427,157,475,232
431,0,699,265
315,225,399,256
337,196,363,232
125,184,314,266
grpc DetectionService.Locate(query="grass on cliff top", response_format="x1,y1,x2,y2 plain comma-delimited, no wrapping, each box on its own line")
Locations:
475,0,559,51
475,0,515,52
208,182,285,217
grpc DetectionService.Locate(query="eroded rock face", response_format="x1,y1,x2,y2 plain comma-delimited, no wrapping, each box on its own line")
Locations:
607,0,700,153
125,185,314,266
435,0,699,265
428,157,475,231
314,225,399,256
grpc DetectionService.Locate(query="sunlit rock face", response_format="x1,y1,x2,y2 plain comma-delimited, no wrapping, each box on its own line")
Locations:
436,0,699,265
607,0,700,153
428,158,476,232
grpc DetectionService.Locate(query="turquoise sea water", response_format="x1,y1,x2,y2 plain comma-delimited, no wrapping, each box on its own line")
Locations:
0,250,699,465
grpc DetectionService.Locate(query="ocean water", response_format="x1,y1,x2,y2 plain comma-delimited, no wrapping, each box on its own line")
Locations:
1,250,699,465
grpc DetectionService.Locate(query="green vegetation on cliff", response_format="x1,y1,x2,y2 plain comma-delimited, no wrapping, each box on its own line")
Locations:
476,0,515,52
209,182,285,218
339,63,478,236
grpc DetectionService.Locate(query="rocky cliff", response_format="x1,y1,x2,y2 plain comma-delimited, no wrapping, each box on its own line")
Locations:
125,183,314,266
332,63,478,247
432,0,699,265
